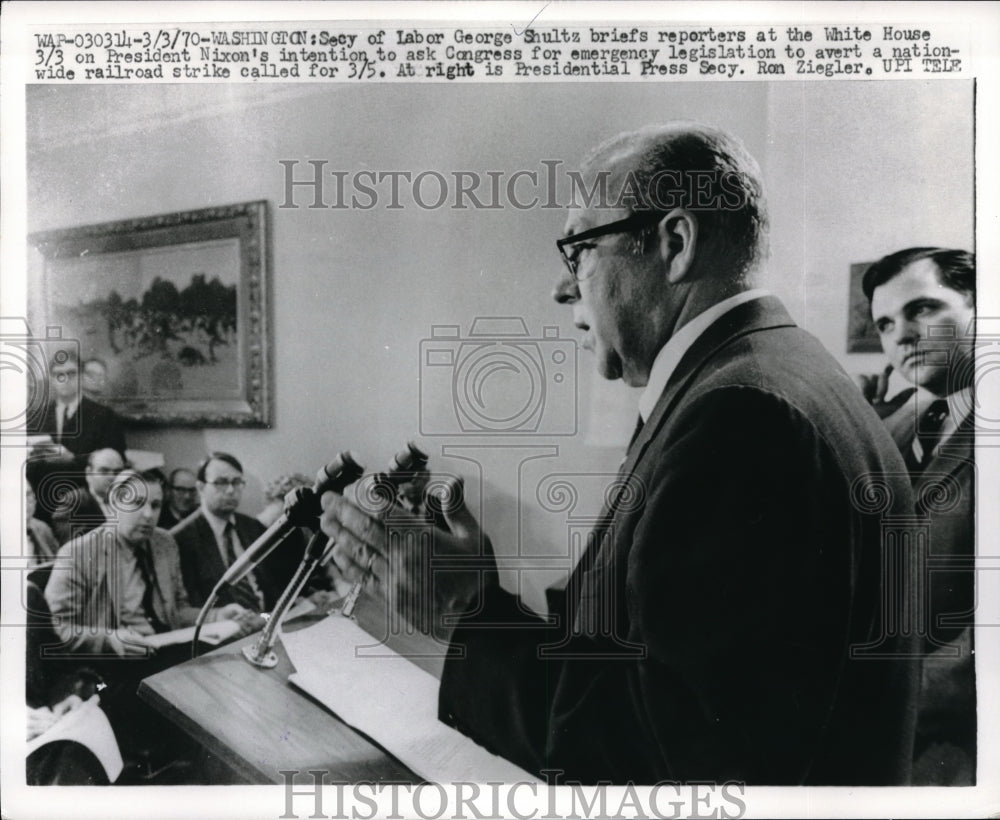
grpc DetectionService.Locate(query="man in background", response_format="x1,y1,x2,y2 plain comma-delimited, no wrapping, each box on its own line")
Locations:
81,357,109,401
171,452,304,613
49,447,125,545
44,469,247,772
26,350,127,528
158,468,199,530
25,483,59,565
864,247,976,784
30,349,126,463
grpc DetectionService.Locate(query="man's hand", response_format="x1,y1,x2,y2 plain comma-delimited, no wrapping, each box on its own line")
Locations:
27,706,58,741
880,387,940,451
320,476,496,634
854,363,894,406
27,695,87,741
215,602,248,621
29,442,73,462
109,629,155,657
52,694,84,717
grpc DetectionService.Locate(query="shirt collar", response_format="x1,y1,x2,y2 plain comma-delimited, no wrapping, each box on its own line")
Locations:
945,386,973,424
638,289,770,422
202,507,236,539
57,397,80,416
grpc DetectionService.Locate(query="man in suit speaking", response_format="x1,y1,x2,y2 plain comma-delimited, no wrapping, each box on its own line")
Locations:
320,123,922,784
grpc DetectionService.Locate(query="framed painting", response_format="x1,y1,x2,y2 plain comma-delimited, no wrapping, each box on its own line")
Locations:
29,201,271,427
846,260,882,353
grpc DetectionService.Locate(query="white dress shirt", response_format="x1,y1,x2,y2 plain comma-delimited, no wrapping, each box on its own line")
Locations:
638,289,770,422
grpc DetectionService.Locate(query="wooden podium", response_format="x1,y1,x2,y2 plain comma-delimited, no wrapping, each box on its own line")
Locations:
138,598,435,784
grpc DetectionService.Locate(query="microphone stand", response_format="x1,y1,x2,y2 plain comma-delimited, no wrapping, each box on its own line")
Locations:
239,454,364,666
242,532,328,668
191,452,363,659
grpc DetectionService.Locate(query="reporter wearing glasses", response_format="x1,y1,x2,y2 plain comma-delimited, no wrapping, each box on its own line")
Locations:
170,451,306,612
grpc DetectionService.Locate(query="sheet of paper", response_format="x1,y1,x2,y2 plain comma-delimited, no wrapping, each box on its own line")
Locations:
26,696,124,782
143,618,242,649
282,614,536,784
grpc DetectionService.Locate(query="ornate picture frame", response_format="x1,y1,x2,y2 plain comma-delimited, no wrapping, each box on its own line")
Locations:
846,260,882,353
29,201,271,427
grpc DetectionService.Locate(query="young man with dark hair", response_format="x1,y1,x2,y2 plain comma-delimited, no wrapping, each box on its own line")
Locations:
864,246,976,785
171,452,305,612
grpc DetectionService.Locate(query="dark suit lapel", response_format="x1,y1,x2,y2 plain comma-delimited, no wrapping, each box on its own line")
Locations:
195,512,227,582
917,411,974,487
233,513,261,550
614,296,796,517
41,402,58,439
571,296,795,584
63,397,83,439
148,536,174,624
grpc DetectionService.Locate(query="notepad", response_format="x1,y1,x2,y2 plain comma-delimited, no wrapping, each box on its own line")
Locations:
282,614,536,784
142,618,243,649
26,696,124,782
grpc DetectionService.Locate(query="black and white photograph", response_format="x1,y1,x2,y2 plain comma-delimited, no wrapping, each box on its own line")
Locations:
1,2,997,819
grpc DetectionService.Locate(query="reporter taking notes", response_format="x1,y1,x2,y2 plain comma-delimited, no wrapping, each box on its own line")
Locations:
320,123,921,785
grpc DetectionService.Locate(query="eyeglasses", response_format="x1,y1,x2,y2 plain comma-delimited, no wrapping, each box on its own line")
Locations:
556,211,665,282
171,486,198,493
208,478,246,490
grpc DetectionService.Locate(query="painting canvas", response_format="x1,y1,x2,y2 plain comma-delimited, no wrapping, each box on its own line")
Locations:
846,260,882,354
28,202,270,426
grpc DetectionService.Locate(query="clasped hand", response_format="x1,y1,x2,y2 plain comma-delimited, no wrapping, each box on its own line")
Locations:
320,477,497,634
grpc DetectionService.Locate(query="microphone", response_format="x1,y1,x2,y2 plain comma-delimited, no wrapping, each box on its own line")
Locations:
338,443,427,618
219,452,363,587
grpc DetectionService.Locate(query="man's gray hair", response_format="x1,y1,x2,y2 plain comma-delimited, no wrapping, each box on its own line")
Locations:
582,121,769,279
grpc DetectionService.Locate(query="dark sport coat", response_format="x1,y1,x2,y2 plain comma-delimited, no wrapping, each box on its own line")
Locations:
171,510,304,611
439,296,921,785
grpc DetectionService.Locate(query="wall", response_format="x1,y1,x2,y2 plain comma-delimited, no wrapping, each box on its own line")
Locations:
26,80,973,607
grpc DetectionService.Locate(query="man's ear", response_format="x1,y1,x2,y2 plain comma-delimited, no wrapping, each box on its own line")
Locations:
656,208,697,284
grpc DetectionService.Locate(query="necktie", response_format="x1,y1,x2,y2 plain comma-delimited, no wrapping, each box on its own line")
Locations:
55,404,65,442
224,522,266,611
135,546,171,634
907,398,949,472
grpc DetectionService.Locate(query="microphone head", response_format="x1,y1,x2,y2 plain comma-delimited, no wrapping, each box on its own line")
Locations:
390,441,429,473
315,452,365,495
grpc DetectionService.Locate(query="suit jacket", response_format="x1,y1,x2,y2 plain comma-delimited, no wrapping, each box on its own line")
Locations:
171,510,305,611
49,488,106,546
439,296,920,785
31,396,127,461
44,526,198,655
910,412,976,784
157,505,185,531
27,518,59,563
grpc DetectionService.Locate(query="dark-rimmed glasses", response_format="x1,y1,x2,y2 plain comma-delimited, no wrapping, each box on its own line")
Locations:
556,211,666,282
207,478,246,491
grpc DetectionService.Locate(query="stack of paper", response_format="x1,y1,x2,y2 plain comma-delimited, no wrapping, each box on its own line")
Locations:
282,614,535,784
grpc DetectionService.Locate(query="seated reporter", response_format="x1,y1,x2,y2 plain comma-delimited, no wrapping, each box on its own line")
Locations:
45,469,247,658
44,469,249,772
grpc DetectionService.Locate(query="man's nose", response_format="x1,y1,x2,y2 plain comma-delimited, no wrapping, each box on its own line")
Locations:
552,269,580,304
892,318,921,345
